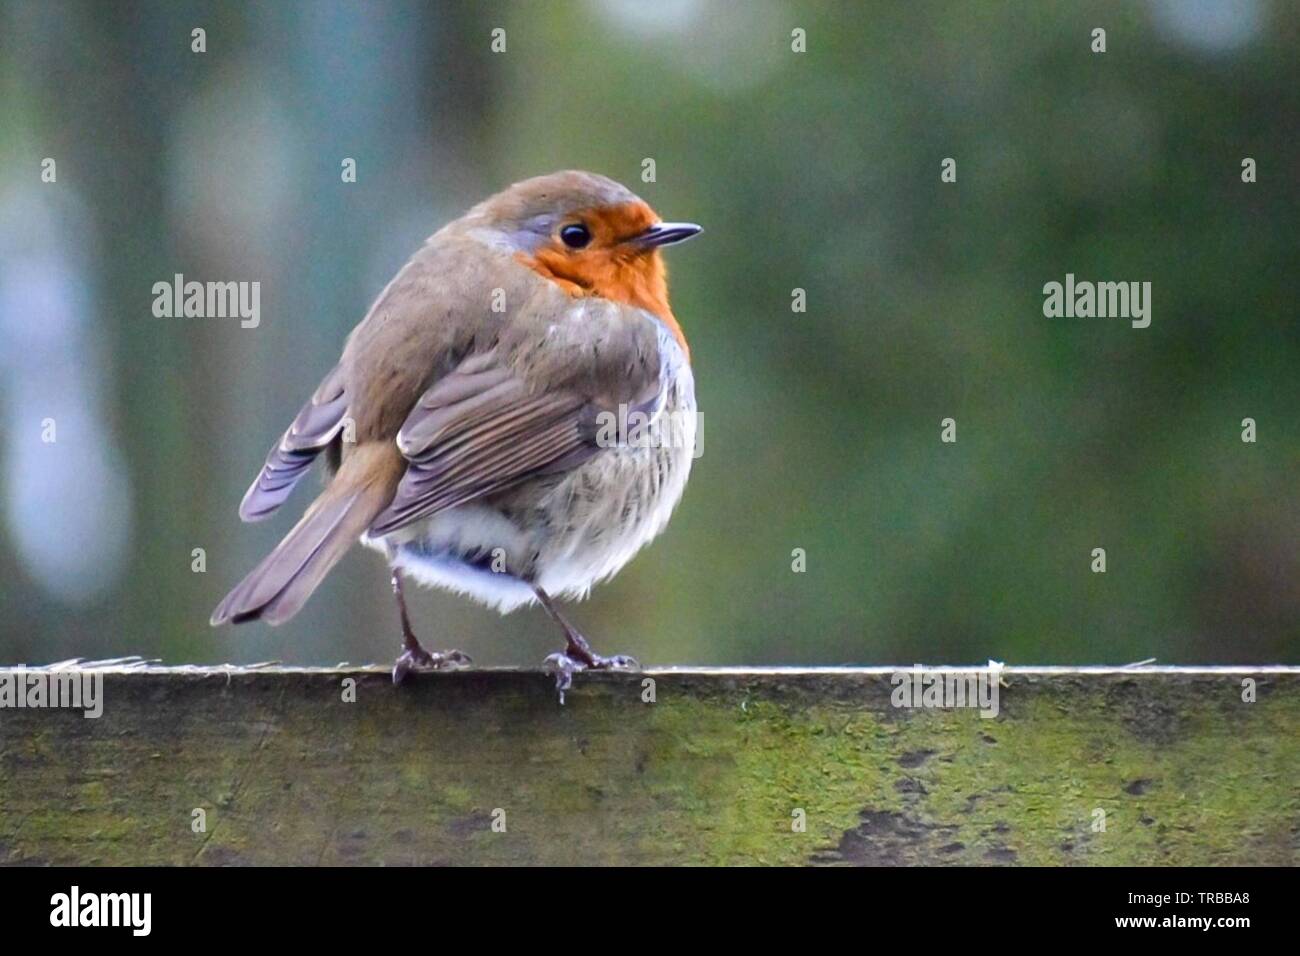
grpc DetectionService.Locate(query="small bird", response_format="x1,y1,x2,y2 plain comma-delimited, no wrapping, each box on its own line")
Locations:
211,171,701,694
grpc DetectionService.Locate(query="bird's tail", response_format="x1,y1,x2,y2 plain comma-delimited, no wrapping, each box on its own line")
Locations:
210,444,399,627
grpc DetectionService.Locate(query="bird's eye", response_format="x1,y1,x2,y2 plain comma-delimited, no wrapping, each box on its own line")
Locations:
560,223,591,249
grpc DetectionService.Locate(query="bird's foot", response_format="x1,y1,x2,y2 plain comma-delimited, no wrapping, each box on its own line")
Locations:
392,645,473,685
543,640,639,704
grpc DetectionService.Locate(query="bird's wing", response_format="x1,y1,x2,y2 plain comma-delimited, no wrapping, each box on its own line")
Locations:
238,364,349,522
368,349,655,537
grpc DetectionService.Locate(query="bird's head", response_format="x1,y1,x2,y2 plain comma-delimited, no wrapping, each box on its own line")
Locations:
465,171,701,350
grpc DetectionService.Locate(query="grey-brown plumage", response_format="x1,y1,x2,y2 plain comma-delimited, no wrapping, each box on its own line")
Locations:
211,171,700,687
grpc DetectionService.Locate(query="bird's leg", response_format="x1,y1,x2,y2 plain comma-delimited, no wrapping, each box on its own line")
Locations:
534,586,638,702
390,567,472,685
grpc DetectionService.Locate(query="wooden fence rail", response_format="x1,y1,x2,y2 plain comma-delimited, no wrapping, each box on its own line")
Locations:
1,664,1296,865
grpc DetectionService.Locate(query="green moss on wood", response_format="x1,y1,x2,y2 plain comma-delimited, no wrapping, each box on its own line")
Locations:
0,668,1295,865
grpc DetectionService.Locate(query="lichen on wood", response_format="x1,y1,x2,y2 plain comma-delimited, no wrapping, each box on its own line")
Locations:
0,665,1295,865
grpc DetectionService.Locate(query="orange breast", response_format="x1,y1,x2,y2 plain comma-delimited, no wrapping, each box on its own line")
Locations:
517,202,690,361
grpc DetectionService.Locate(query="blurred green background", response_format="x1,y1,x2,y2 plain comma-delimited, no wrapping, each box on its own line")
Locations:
1,0,1295,668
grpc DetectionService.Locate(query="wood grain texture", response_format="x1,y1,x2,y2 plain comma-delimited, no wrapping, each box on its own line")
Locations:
0,666,1295,865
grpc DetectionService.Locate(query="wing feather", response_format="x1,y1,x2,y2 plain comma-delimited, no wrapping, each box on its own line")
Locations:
368,356,599,536
238,365,349,522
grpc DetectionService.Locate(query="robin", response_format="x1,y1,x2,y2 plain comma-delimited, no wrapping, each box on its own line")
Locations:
210,170,702,696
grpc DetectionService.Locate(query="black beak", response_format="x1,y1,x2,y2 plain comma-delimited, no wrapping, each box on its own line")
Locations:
635,221,703,248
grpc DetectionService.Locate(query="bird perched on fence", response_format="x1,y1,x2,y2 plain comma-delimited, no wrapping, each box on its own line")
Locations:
211,171,702,696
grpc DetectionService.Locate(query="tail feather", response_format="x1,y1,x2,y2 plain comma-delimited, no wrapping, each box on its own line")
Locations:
211,449,396,627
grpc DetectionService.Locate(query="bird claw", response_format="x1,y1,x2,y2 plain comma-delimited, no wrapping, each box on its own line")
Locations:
392,647,473,685
542,650,640,704
542,652,580,704
597,654,640,670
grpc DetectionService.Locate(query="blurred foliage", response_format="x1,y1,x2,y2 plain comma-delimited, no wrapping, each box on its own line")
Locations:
0,0,1296,667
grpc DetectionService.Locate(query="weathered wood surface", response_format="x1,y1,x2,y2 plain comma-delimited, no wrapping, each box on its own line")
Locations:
0,664,1295,866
